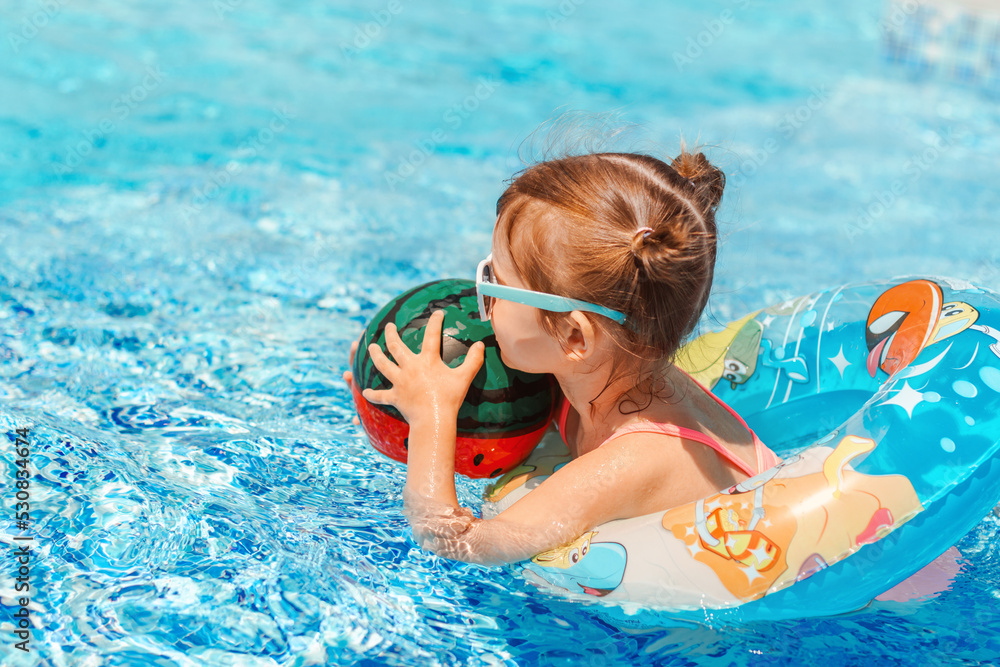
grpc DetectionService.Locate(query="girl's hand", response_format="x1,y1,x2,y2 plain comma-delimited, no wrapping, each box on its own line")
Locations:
342,339,361,426
362,310,485,422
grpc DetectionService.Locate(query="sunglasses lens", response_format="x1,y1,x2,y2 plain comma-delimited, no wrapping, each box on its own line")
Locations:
476,260,490,320
483,263,497,319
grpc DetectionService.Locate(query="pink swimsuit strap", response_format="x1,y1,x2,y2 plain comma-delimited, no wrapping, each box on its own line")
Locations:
556,370,779,476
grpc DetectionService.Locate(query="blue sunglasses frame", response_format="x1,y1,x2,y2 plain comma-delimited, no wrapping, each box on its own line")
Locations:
475,254,627,325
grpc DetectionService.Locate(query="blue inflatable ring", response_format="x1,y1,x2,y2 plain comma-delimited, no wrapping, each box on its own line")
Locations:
483,277,1000,624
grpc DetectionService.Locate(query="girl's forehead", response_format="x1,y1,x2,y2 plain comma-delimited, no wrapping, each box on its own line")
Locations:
491,198,566,285
488,250,528,290
496,201,561,252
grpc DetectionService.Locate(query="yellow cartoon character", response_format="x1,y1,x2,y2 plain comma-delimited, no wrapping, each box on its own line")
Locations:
532,532,596,569
933,302,1000,359
931,302,978,343
677,311,764,390
525,532,629,597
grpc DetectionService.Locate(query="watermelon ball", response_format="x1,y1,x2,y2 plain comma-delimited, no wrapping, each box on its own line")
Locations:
350,278,558,478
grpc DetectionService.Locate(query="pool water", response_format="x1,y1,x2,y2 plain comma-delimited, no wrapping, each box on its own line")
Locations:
2,0,1000,664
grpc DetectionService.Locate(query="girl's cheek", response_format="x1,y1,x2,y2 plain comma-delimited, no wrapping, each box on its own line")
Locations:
488,304,508,347
490,304,530,362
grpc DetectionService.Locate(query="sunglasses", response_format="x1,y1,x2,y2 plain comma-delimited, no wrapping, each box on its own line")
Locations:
475,254,627,324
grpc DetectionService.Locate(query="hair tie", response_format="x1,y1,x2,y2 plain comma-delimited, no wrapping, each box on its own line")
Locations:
631,227,654,261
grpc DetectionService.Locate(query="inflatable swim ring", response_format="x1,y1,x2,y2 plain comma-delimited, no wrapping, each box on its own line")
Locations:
482,277,1000,624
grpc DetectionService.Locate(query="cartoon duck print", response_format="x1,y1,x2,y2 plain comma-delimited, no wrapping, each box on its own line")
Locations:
677,311,764,390
524,531,628,597
866,279,1000,377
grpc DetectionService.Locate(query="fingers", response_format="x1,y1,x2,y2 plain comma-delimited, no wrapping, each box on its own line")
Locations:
383,322,410,361
367,342,399,381
345,370,363,425
460,341,486,382
345,336,361,388
464,341,485,366
420,310,444,357
361,387,391,404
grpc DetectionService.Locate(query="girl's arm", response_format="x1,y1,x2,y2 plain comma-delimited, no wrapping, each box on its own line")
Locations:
401,430,648,565
356,310,663,565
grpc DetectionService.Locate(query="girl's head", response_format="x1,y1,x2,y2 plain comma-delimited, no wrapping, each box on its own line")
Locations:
491,150,726,408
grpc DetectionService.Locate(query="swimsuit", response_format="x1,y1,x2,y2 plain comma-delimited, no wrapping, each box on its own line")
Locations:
555,370,781,476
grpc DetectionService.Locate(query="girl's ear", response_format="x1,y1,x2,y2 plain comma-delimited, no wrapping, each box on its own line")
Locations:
560,311,597,361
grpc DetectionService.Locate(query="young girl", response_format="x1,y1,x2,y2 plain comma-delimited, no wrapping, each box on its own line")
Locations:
343,150,780,565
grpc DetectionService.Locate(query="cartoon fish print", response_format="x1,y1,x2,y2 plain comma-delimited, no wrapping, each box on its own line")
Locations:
526,532,628,597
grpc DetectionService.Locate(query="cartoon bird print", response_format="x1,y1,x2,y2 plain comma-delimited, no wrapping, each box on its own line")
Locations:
865,279,942,377
865,279,1000,377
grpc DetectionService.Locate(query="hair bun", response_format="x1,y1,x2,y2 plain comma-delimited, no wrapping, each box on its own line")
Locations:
670,151,726,216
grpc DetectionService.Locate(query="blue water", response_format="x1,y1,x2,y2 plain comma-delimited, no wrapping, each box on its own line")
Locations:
2,0,1000,664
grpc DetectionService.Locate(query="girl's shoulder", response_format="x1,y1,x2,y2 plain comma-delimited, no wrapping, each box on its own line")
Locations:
513,429,684,524
572,429,731,517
